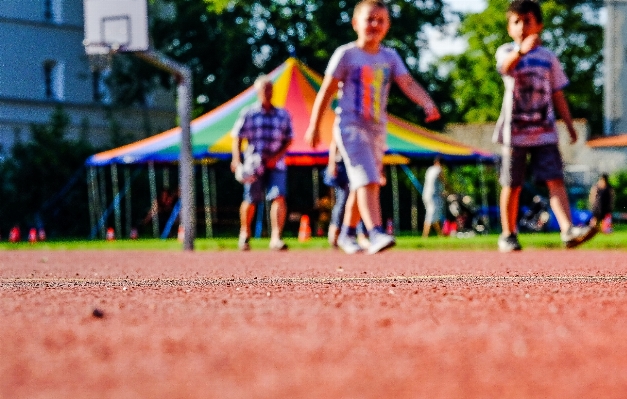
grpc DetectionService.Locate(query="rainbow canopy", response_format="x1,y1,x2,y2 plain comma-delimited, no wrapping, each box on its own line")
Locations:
85,58,495,166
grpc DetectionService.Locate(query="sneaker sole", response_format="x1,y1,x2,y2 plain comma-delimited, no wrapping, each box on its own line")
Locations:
564,227,599,249
498,244,522,253
367,238,396,255
339,245,362,255
498,247,522,253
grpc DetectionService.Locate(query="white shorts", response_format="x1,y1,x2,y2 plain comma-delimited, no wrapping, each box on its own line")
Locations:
423,197,444,224
334,124,386,190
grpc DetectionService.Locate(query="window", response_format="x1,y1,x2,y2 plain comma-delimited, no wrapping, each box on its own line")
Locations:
44,0,63,23
43,60,65,101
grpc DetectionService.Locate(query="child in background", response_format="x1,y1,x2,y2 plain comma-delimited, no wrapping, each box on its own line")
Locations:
324,138,351,248
493,0,597,251
305,0,440,254
588,174,614,230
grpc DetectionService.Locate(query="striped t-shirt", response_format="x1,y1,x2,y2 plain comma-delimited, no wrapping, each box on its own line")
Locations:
493,44,569,147
326,42,409,130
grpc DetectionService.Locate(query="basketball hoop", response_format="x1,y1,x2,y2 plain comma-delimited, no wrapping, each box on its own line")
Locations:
83,0,149,71
87,52,114,72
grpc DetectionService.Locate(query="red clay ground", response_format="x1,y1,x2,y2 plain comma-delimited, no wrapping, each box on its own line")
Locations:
1,249,626,398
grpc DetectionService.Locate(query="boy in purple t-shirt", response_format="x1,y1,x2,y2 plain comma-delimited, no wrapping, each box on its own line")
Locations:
305,0,440,254
494,0,597,252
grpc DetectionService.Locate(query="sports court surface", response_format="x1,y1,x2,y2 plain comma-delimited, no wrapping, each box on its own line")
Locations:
1,249,626,398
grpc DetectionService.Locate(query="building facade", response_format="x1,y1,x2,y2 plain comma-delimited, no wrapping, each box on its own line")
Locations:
604,0,627,135
0,0,176,157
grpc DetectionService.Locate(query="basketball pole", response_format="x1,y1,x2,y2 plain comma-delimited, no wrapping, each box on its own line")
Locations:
136,50,195,251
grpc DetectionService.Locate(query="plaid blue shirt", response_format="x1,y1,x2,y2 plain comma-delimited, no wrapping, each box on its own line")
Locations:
231,102,294,171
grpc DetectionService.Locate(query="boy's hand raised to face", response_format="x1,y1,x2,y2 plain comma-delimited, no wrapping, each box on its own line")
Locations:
519,33,541,55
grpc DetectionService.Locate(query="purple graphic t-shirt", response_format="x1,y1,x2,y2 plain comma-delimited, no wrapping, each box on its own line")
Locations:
493,44,569,147
326,42,409,130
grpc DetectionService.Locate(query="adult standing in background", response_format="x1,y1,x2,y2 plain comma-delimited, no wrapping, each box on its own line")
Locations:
231,75,294,251
422,156,447,237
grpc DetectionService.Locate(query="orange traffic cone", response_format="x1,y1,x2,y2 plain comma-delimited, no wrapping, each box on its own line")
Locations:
177,226,184,242
28,228,37,244
106,227,115,241
298,215,311,242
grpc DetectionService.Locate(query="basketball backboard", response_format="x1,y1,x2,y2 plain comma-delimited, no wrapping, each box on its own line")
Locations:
83,0,149,54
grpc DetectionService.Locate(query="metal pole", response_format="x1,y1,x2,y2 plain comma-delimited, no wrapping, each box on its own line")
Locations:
89,167,101,239
111,164,122,238
136,50,195,250
98,167,107,238
201,163,213,238
178,68,195,250
312,167,319,206
410,166,418,233
209,167,217,223
163,167,170,190
124,167,132,237
148,161,159,238
87,167,96,239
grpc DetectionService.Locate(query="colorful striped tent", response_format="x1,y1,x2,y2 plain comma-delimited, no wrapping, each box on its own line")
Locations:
85,58,495,167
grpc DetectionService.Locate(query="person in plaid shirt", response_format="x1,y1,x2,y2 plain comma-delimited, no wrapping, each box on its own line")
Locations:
231,75,294,251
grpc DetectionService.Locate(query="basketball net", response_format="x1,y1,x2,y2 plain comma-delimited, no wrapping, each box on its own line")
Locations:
85,43,116,72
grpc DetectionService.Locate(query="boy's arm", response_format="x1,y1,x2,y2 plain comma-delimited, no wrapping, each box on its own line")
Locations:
552,90,577,144
394,74,440,123
500,34,541,74
305,75,340,148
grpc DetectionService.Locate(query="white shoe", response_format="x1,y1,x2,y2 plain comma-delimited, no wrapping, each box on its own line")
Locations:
561,225,598,248
367,231,395,255
498,233,522,252
337,234,363,254
238,235,250,251
269,239,288,251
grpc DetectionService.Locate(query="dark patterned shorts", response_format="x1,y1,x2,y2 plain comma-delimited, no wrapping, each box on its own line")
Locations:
499,144,564,187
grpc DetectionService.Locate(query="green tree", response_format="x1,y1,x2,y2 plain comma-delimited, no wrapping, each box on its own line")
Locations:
136,0,452,125
443,0,604,134
0,107,96,237
610,170,627,213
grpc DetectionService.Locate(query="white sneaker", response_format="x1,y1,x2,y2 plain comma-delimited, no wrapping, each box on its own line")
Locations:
337,234,363,254
367,231,395,255
269,239,288,251
561,225,598,248
238,235,250,251
498,233,522,252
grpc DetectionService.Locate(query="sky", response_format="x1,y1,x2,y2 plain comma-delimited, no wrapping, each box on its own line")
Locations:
421,0,487,69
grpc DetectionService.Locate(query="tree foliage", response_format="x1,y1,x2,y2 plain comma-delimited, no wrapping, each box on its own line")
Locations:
0,107,96,237
115,0,455,126
443,0,604,134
